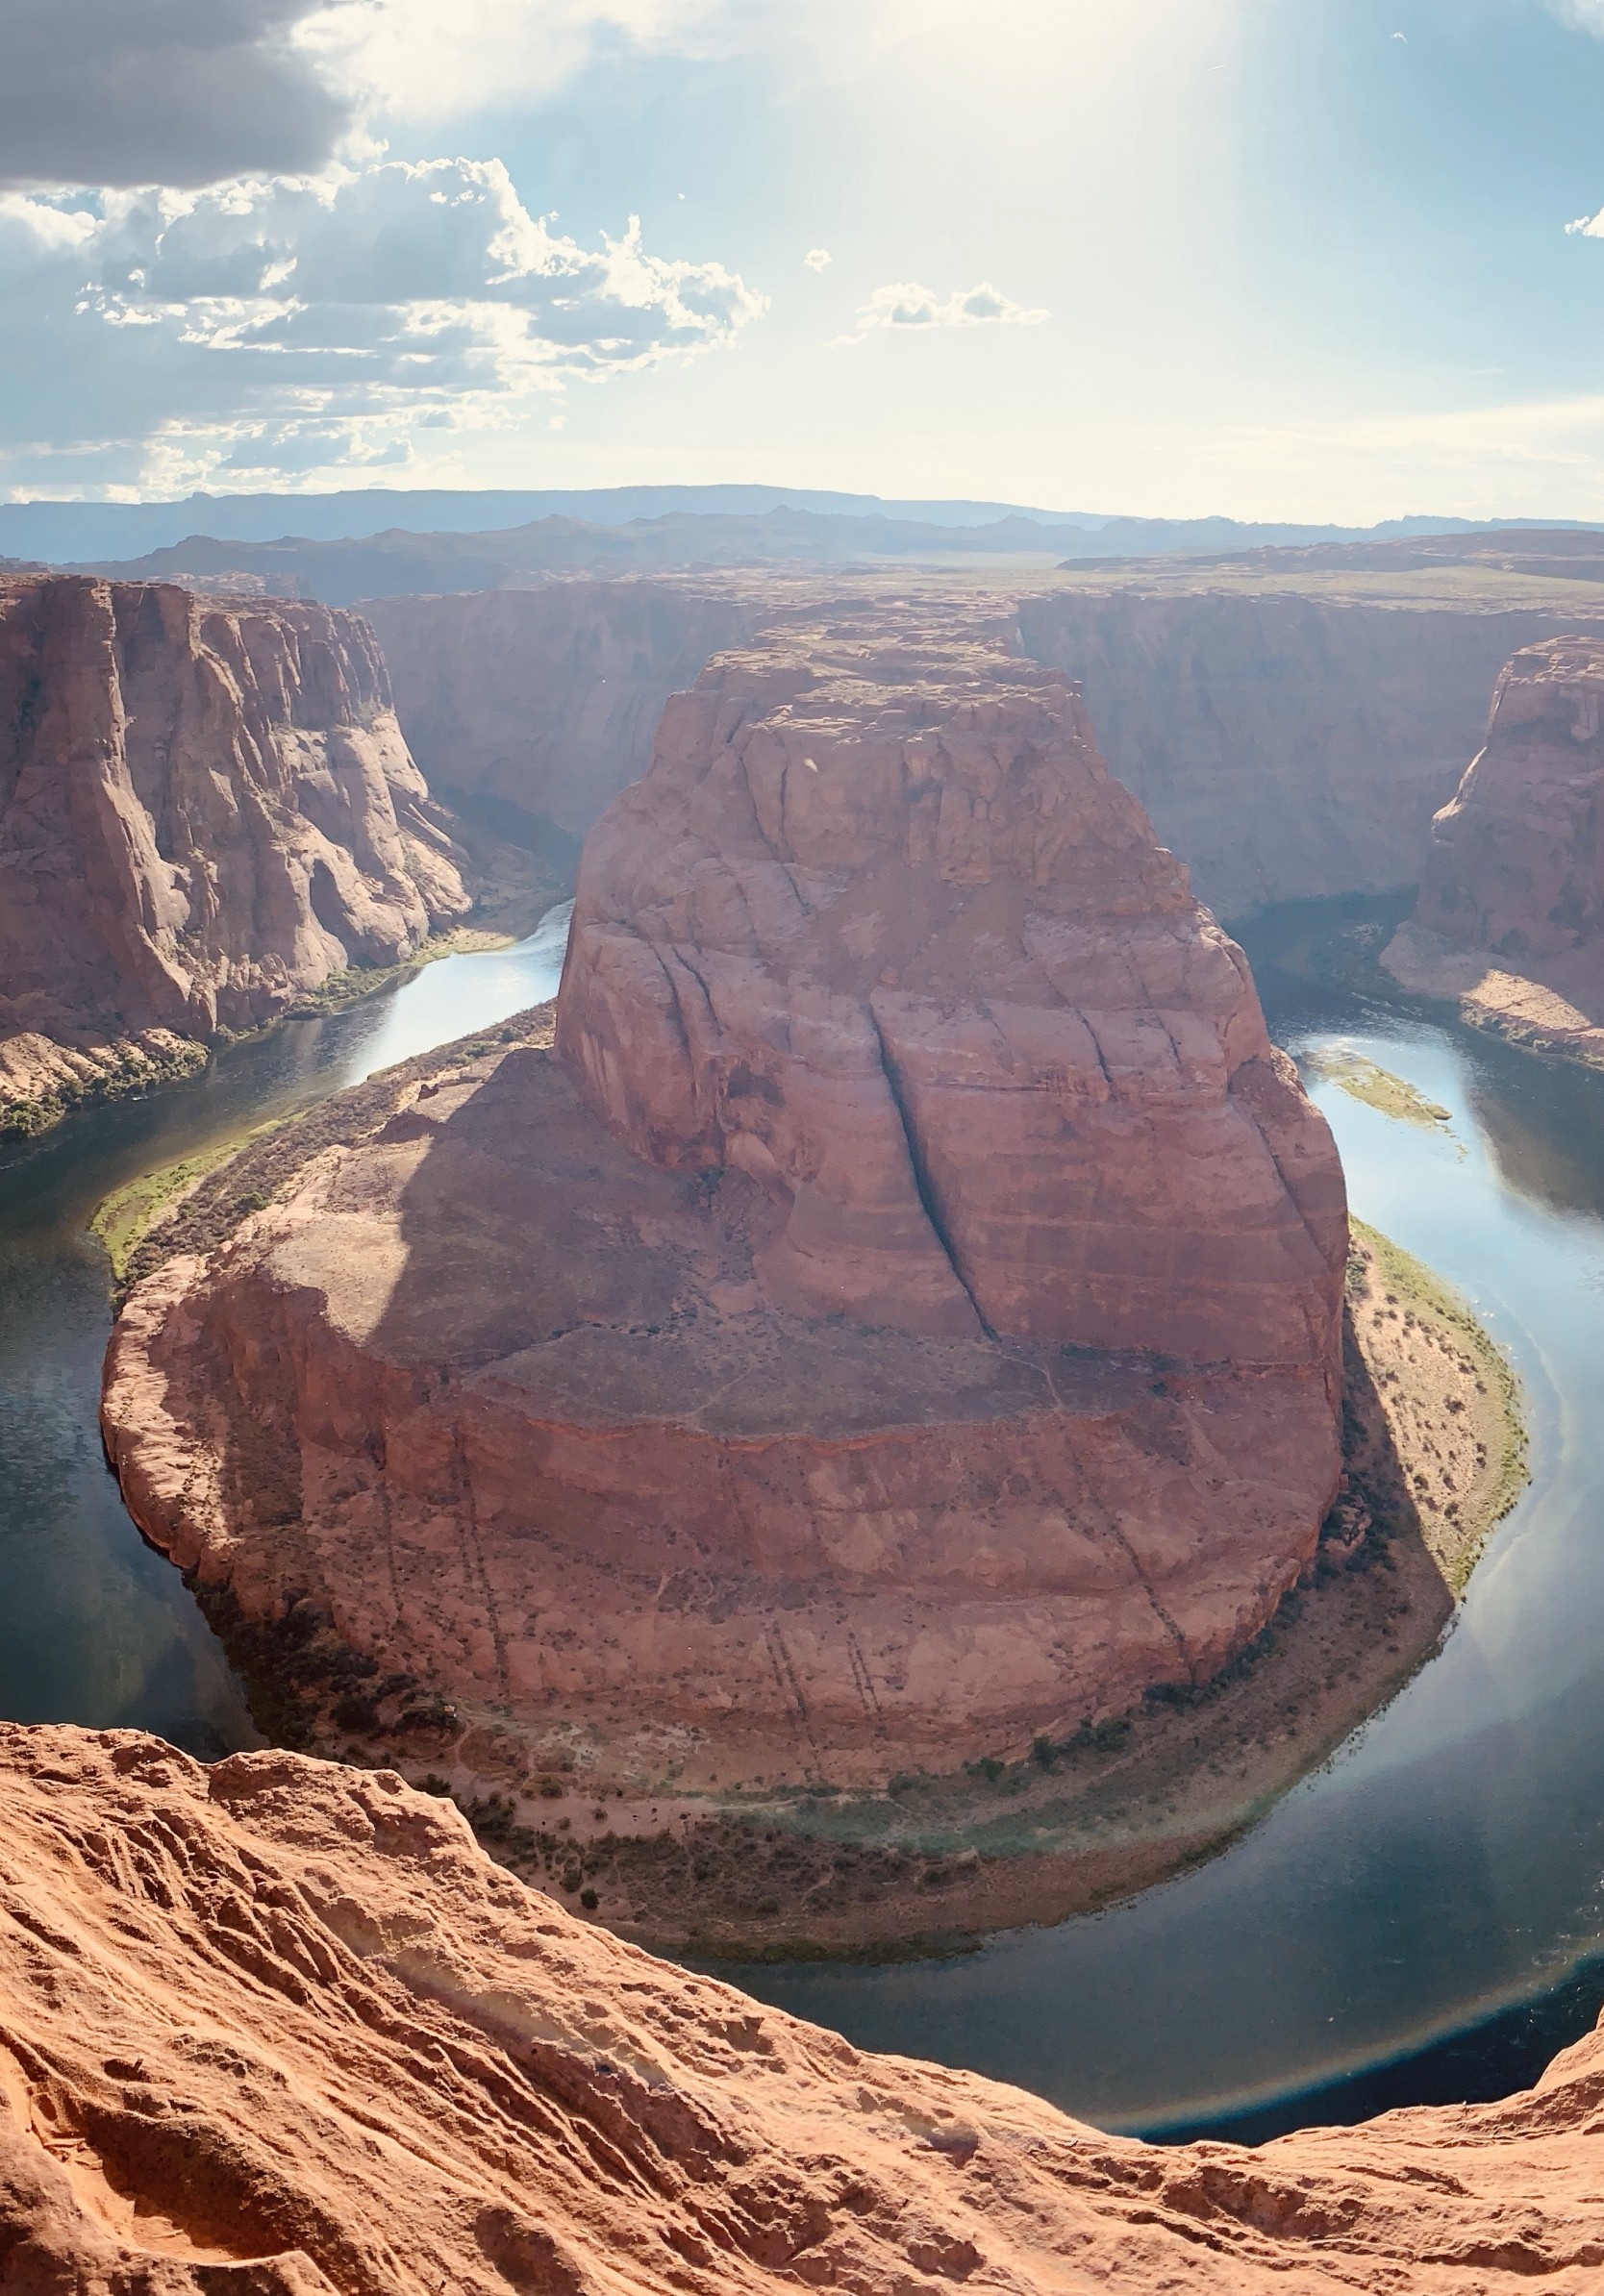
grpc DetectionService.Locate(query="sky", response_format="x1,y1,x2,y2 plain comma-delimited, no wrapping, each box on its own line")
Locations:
11,0,1604,518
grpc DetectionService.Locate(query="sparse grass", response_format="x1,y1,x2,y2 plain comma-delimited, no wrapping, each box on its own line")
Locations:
1311,1050,1454,1132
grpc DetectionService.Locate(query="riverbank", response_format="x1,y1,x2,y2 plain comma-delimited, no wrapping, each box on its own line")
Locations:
2,911,541,1154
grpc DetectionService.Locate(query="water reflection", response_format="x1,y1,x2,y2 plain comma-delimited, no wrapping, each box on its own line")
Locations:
0,907,572,1759
715,916,1604,2137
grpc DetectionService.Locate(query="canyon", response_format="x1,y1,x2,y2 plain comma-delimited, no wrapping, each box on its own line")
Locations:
102,601,1350,1831
1386,636,1604,1063
2,1721,1604,2294
354,571,1604,922
0,575,526,1135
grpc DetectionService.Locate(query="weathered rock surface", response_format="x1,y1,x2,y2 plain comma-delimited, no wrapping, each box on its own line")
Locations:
1017,590,1603,917
0,576,474,1125
105,609,1345,1793
1385,637,1604,1060
4,1723,1604,2295
363,583,761,859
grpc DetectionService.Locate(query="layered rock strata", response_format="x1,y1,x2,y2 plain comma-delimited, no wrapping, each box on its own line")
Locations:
363,582,761,860
4,1725,1604,2294
105,609,1346,1789
1386,637,1604,1060
1017,590,1604,917
0,576,474,1126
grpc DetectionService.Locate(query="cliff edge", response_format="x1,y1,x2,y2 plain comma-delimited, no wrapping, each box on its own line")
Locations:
0,1724,1601,2293
0,576,476,1130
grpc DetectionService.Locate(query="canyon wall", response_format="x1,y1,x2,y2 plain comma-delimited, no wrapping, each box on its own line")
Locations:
0,576,474,1126
363,580,1604,923
4,1723,1604,2293
1386,636,1604,1059
363,583,763,857
105,606,1346,1794
1017,589,1604,915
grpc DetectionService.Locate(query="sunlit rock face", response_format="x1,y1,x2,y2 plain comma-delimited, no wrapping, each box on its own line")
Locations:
560,603,1346,1365
1387,637,1604,1061
103,606,1347,1794
0,575,471,1122
4,1724,1604,2294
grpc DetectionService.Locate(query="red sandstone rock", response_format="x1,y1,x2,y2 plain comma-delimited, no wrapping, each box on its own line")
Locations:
0,575,473,1122
1386,636,1604,1058
560,606,1345,1364
363,582,760,853
1,1723,1602,2294
103,609,1346,1789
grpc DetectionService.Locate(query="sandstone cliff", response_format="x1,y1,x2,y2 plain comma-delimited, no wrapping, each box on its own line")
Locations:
1015,590,1603,916
1385,637,1604,1061
104,608,1346,1802
363,579,1604,925
0,576,474,1129
363,585,764,860
3,1723,1604,2294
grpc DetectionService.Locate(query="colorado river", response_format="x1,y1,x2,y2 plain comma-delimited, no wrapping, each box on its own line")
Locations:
8,895,1604,2139
0,908,571,1759
721,911,1604,2137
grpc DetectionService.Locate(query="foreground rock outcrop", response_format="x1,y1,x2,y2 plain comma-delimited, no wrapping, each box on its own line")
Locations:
104,606,1346,1809
3,1724,1604,2294
0,575,475,1129
1385,636,1604,1060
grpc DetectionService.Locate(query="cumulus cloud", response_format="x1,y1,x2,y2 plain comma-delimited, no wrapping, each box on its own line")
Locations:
804,247,833,271
301,0,729,125
832,279,1048,346
0,0,352,189
0,158,765,493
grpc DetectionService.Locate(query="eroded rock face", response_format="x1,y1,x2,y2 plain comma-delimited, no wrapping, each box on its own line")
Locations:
560,607,1345,1364
1017,590,1598,917
3,1724,1604,2295
363,582,761,857
104,610,1346,1790
1385,638,1604,1059
0,576,472,1122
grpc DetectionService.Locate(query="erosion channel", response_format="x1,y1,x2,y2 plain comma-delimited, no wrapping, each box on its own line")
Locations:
2,885,1600,2145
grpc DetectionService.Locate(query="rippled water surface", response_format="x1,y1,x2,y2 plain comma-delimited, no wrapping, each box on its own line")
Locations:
0,906,571,1759
714,911,1604,2135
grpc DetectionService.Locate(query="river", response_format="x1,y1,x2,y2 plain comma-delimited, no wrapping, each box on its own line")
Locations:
0,907,571,1759
6,897,1604,2140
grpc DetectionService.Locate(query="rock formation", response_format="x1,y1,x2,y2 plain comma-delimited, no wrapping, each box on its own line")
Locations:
4,1723,1604,2295
1385,636,1604,1060
1016,590,1604,917
104,606,1346,1793
0,575,474,1129
363,582,760,864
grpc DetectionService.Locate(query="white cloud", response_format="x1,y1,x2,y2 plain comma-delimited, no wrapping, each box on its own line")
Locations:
804,247,832,271
0,157,765,495
297,0,730,124
833,279,1048,347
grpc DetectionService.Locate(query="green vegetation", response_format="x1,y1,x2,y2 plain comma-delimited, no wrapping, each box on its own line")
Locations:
89,1121,287,1283
1311,1049,1454,1132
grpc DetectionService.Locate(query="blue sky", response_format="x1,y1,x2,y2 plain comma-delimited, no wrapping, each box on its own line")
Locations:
9,0,1604,516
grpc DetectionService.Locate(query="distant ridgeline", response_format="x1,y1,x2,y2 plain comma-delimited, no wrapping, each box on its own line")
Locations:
5,484,1602,603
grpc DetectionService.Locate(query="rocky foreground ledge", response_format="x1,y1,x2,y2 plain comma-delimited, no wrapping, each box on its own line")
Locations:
0,1723,1596,2293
